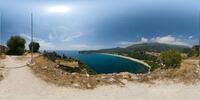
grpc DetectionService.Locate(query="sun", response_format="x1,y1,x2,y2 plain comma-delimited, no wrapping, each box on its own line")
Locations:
47,5,72,13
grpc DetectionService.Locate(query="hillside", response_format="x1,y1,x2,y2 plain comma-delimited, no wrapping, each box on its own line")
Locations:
80,43,191,54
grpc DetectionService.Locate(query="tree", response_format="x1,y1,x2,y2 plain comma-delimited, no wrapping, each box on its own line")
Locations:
7,36,26,55
188,45,199,57
160,49,182,68
29,42,40,53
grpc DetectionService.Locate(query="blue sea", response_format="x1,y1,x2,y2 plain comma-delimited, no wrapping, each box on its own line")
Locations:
56,51,149,74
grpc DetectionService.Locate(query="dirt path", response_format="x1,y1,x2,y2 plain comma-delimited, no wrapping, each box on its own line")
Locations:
0,56,200,100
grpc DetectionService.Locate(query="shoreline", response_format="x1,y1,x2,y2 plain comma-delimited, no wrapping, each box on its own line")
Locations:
101,53,151,70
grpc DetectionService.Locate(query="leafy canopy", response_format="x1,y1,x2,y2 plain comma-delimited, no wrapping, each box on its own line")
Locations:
7,36,26,55
160,49,182,68
29,42,40,52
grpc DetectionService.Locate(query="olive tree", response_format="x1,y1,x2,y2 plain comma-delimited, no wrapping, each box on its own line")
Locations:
7,36,26,55
29,42,40,52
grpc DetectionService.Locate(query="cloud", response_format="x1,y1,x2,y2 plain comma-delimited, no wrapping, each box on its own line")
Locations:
48,26,83,42
116,37,148,47
117,35,189,47
20,33,54,50
188,36,193,39
141,37,148,42
68,44,91,50
151,35,188,45
116,41,134,46
62,32,83,42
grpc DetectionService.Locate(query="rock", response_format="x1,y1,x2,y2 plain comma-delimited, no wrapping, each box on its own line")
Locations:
55,65,60,68
82,79,88,83
108,78,115,83
87,83,92,88
121,79,128,84
131,75,138,80
42,66,48,69
120,72,131,79
73,83,80,88
86,73,90,77
147,75,152,79
72,73,77,75
101,76,106,79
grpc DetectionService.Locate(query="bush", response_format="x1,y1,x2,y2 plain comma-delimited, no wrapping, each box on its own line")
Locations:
29,42,40,52
188,45,199,57
160,49,182,68
7,36,26,55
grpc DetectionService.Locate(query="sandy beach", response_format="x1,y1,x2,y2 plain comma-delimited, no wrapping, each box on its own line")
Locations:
102,53,151,69
0,55,199,100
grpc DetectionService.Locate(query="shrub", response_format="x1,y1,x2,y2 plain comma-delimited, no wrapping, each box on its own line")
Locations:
29,42,40,52
160,49,182,68
188,45,199,57
7,36,26,55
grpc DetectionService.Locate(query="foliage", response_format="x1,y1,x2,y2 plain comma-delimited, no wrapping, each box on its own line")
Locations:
6,36,26,55
127,50,162,71
188,45,199,57
80,43,191,54
160,49,182,68
43,51,96,75
29,42,40,52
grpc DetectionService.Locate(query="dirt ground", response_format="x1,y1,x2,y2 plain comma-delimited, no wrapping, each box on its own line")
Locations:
0,55,200,100
30,55,200,89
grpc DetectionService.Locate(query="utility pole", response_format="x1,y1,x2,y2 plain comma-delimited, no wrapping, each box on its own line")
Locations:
31,13,34,63
0,13,2,53
198,12,200,67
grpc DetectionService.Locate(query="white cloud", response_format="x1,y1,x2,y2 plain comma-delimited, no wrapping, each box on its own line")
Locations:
116,37,148,47
141,37,148,42
62,32,83,42
188,36,193,39
151,35,188,46
151,35,175,44
117,35,189,47
48,26,83,42
20,33,54,50
68,44,90,50
117,41,134,46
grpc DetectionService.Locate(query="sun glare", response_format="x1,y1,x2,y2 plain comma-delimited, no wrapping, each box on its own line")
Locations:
47,5,71,13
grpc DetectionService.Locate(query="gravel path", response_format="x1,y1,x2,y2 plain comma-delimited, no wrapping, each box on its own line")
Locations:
0,56,200,100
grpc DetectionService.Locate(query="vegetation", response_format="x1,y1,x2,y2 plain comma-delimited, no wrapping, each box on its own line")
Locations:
29,42,40,52
126,51,162,71
80,43,191,71
6,36,26,55
43,51,96,75
188,45,199,57
80,43,191,54
126,43,191,53
160,49,182,68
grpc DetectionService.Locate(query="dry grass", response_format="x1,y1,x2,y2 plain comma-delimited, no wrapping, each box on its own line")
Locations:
57,59,79,68
140,59,200,84
30,56,143,89
0,55,5,81
29,55,200,89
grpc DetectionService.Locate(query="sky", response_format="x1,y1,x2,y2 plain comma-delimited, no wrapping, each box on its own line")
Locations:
0,0,199,50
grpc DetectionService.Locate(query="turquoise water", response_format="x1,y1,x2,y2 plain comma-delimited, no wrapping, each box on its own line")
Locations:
56,51,149,74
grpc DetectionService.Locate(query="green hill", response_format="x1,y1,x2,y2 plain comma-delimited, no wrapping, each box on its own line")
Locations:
80,43,191,54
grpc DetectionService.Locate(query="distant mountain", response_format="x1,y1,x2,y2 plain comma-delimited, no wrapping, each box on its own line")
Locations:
79,43,191,54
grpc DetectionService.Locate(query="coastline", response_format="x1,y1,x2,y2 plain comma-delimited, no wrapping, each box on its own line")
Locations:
101,53,151,70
